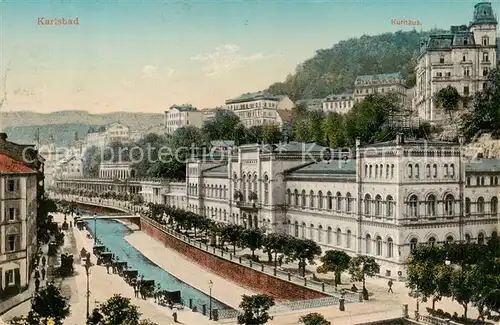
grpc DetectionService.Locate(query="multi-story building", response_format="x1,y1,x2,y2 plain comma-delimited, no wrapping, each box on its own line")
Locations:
414,2,497,121
322,94,355,114
0,132,42,295
36,136,66,188
84,129,107,148
354,72,408,107
164,104,204,135
106,122,130,144
54,156,84,179
225,92,294,128
99,162,136,180
295,99,323,111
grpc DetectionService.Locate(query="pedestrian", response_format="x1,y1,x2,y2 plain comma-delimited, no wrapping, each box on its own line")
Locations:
35,278,40,292
106,264,110,274
41,268,46,280
41,256,46,267
172,306,178,323
69,221,72,228
34,269,40,280
388,280,394,293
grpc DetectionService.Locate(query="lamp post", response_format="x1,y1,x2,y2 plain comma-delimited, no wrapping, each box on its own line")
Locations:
84,256,93,320
93,213,97,245
208,280,213,320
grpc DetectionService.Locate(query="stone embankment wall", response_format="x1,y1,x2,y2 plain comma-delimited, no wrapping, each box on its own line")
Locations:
140,218,328,301
74,202,127,216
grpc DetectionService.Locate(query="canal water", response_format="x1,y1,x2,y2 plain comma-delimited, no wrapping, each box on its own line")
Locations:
82,218,232,313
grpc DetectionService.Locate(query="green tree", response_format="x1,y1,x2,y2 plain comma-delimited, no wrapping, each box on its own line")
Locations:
322,113,346,147
286,238,322,277
237,294,275,325
31,282,70,324
348,255,380,300
241,228,264,260
433,85,461,120
96,294,141,325
82,145,101,178
262,233,291,267
450,267,475,319
299,312,331,325
316,250,351,288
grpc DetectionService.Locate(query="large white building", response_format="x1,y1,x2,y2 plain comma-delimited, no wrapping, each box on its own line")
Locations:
168,135,499,280
414,2,497,121
354,72,409,107
0,132,39,294
164,105,204,135
224,92,294,128
322,94,355,114
106,122,131,144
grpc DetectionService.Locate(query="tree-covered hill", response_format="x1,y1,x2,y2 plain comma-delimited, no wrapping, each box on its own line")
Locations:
266,30,443,100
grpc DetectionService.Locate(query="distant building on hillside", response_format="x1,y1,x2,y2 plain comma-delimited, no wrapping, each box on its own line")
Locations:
202,107,231,124
164,104,204,135
54,156,84,179
322,93,355,114
354,72,408,106
106,122,130,144
414,2,497,122
224,92,294,128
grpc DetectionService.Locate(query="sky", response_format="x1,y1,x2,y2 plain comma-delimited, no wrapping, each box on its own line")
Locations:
0,0,498,115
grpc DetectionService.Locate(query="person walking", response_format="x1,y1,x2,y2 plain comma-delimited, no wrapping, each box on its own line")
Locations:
35,278,40,292
388,280,394,293
172,306,178,323
41,268,46,280
41,256,46,267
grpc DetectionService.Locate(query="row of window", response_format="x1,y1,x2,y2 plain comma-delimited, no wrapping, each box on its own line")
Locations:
439,51,490,64
409,231,498,250
405,163,455,179
467,176,499,186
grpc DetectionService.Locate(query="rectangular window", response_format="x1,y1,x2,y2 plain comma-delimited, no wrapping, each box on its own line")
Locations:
440,57,444,63
8,208,16,220
6,270,14,285
8,180,15,192
7,235,16,251
483,82,487,89
464,86,470,96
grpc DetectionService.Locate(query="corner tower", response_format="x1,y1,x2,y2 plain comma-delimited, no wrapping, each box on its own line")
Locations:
470,2,497,47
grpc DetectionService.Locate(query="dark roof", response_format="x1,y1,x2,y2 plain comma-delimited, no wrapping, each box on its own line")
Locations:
325,93,353,101
472,2,497,25
289,159,356,176
169,104,198,112
226,92,285,104
465,158,500,172
203,164,228,175
365,138,456,148
354,72,404,87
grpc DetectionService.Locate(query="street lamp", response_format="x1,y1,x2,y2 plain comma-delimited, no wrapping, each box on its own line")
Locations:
84,256,93,320
93,213,97,245
208,280,213,320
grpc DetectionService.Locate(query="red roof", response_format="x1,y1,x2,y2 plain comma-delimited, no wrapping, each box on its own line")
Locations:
0,153,36,174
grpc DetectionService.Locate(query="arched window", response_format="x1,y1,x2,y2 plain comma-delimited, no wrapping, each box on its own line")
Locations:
494,176,498,185
242,174,247,200
450,164,455,177
476,176,480,186
477,197,485,215
369,165,373,178
301,190,306,208
465,198,471,215
391,164,395,178
318,225,323,242
415,164,420,178
318,191,323,209
445,194,454,216
287,189,292,205
466,177,471,186
408,164,413,178
375,164,379,177
309,224,314,240
410,238,418,251
309,190,315,208
375,195,382,216
426,164,431,178
478,232,485,245
481,177,485,186
346,192,352,212
365,234,372,254
365,164,368,177
301,222,306,238
492,231,498,239
336,228,342,246
432,164,437,178
386,195,393,217
409,195,419,218
376,236,382,256
386,164,389,178
379,164,383,177
427,194,436,217
428,237,436,246
264,175,269,204
492,196,498,215
336,192,342,210
444,164,449,177
346,230,351,248
364,194,371,215
446,236,454,243
327,192,333,210
327,227,332,244
387,237,394,258
294,221,299,237
465,234,471,243
294,189,299,206
253,174,258,193
483,52,489,62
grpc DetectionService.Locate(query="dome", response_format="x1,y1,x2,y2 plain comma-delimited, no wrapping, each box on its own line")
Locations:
472,2,497,25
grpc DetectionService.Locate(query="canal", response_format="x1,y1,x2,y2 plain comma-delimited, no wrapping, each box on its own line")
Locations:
82,218,232,313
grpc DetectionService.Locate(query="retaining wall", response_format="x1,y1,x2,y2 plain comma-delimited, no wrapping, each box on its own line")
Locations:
140,218,329,301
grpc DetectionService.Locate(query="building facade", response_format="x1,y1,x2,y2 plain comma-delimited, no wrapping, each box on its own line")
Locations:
54,156,84,179
106,122,130,144
414,2,497,121
99,162,136,179
354,72,408,107
322,94,355,114
0,132,41,295
164,105,204,135
225,92,294,128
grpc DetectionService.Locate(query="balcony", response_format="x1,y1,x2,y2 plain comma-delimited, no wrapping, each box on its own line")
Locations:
236,200,261,211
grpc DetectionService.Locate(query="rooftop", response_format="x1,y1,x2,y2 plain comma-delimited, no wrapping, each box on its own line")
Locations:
365,138,457,148
289,159,356,176
465,158,500,172
471,2,497,25
168,104,198,112
226,91,285,104
0,153,36,174
325,93,354,101
277,109,293,123
203,164,228,175
354,72,404,86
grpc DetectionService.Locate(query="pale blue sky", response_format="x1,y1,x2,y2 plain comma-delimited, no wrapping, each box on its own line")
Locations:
0,0,496,114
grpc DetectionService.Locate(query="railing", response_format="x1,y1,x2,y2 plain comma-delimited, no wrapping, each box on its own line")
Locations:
419,315,462,325
142,217,359,303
